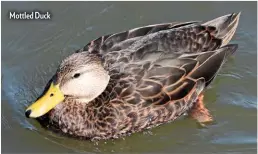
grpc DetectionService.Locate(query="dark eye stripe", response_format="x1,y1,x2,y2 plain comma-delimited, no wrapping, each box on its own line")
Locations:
73,73,80,78
72,69,92,79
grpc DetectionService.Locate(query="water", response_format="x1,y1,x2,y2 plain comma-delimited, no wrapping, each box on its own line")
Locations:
1,1,257,153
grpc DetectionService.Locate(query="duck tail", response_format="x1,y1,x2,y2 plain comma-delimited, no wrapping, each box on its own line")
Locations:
203,12,241,46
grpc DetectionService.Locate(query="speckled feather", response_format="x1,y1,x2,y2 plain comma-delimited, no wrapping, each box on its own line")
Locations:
37,13,240,140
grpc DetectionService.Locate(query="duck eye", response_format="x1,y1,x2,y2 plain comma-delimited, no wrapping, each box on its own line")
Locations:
73,73,80,78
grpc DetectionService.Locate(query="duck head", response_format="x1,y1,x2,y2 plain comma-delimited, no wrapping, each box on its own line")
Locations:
25,52,110,118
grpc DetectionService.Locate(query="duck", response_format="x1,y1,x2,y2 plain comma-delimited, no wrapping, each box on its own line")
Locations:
25,13,240,140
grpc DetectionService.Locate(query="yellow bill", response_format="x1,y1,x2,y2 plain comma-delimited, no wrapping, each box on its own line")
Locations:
25,82,64,118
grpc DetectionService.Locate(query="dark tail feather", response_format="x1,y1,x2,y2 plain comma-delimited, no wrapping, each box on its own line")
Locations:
223,44,238,59
190,44,238,86
203,12,241,46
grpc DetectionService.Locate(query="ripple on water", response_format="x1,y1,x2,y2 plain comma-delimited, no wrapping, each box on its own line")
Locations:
212,132,257,145
228,92,257,109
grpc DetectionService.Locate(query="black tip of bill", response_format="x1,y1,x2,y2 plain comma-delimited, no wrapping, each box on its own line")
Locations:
25,109,31,118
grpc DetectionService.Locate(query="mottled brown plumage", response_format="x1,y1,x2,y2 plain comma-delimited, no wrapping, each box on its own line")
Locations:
30,13,240,140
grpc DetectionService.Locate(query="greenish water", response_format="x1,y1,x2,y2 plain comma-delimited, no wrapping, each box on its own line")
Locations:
1,1,257,154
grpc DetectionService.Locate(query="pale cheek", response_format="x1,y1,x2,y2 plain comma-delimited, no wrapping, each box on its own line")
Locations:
61,80,87,97
60,71,109,99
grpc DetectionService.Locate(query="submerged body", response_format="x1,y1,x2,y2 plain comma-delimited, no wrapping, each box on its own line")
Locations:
26,13,240,140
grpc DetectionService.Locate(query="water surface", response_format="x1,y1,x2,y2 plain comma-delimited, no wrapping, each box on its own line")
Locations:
2,1,257,153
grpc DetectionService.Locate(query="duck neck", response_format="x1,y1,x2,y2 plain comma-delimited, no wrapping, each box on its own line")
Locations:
44,100,98,138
